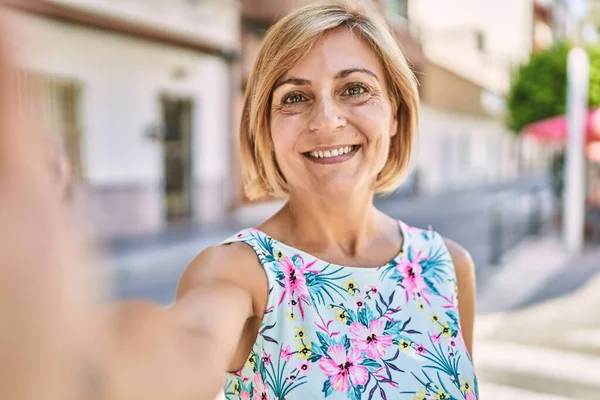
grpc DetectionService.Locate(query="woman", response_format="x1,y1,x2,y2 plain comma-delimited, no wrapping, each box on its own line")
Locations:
177,2,477,399
0,2,477,400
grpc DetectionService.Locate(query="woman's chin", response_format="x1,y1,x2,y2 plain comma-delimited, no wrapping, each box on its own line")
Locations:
303,179,372,199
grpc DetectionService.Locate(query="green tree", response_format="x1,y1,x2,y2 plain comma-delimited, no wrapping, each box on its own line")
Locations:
507,43,600,134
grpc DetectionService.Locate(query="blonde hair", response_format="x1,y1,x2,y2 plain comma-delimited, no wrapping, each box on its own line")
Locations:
240,1,419,200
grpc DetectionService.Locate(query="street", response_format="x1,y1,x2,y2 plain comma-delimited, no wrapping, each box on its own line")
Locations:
110,175,554,308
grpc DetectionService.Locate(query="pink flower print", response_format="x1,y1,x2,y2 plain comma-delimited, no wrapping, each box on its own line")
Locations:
402,223,422,235
429,332,441,344
242,376,250,384
319,345,368,392
461,377,475,398
280,345,293,362
355,295,366,309
280,257,310,299
298,360,311,375
366,285,379,295
414,344,426,356
398,251,428,303
253,372,269,400
261,352,271,367
349,319,393,359
277,256,313,319
240,391,250,400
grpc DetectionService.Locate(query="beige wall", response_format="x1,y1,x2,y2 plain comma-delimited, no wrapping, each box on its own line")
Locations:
410,0,534,93
241,0,314,23
421,62,489,117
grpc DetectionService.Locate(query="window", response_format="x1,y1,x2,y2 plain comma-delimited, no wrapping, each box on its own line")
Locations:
14,70,84,180
475,30,486,53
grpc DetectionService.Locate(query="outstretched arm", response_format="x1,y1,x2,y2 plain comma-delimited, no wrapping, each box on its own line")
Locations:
0,30,261,400
98,243,261,400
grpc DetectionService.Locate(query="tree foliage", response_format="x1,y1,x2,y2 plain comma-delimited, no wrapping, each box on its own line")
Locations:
507,43,600,133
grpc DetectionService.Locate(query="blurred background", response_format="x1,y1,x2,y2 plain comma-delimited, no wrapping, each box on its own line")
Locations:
2,0,600,398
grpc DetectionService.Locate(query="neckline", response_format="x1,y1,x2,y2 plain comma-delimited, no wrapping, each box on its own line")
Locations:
251,220,409,272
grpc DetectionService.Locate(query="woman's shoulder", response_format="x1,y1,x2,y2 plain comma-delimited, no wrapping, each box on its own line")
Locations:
441,238,474,270
176,233,267,299
441,237,476,290
401,221,474,272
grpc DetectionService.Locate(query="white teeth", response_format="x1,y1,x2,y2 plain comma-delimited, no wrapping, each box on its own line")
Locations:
308,146,355,158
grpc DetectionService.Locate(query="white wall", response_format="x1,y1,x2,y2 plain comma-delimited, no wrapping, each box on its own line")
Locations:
48,0,240,49
9,11,234,227
416,105,519,194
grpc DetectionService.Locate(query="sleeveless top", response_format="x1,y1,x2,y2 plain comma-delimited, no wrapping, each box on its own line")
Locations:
221,221,478,400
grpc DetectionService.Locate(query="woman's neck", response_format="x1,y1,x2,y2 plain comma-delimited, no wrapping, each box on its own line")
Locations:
275,189,385,257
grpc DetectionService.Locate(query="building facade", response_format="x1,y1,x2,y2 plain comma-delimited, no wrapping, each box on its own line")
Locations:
4,0,241,238
403,0,550,195
2,0,553,236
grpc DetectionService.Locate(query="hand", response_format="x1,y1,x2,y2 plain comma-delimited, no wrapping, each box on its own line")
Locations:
0,30,103,400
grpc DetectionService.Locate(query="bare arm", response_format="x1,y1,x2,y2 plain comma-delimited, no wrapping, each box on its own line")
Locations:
98,243,261,400
444,238,477,359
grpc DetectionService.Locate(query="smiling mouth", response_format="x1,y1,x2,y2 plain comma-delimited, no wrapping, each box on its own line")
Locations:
303,145,361,164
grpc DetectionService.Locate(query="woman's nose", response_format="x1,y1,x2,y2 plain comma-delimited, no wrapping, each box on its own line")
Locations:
308,94,346,134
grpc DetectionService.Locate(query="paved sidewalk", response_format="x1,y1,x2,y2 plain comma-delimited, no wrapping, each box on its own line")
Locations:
475,239,600,399
477,236,570,314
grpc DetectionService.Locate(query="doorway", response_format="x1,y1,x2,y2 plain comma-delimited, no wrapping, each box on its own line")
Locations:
161,95,193,221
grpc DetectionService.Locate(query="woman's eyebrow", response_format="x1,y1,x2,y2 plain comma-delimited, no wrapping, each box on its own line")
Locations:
273,67,378,90
273,77,311,90
335,67,379,81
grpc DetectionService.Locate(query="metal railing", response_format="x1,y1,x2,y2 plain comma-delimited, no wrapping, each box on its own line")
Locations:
488,185,555,265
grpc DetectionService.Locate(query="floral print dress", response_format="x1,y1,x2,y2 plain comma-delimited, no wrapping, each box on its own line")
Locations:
222,221,478,400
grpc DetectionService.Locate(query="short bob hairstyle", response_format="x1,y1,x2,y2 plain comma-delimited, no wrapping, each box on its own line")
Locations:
240,0,419,200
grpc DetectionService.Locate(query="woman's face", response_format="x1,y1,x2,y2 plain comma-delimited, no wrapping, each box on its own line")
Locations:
270,27,397,199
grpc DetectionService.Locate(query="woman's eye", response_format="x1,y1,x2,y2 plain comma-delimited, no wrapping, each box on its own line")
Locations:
344,84,369,97
283,93,305,105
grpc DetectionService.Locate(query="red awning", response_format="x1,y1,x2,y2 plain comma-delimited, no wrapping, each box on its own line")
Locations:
523,108,600,144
